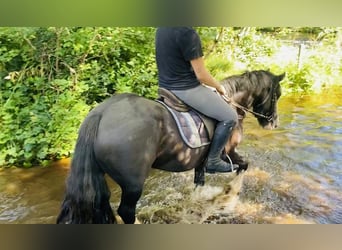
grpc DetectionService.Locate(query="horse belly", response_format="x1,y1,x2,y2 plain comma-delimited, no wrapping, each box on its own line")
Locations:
152,145,206,172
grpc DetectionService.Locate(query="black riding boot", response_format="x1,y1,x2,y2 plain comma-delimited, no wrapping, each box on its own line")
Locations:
205,120,236,173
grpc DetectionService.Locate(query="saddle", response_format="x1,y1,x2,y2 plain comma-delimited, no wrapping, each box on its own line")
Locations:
158,88,190,112
157,88,215,148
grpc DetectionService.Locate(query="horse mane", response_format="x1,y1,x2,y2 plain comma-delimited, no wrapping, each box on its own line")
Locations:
220,70,276,97
218,69,282,112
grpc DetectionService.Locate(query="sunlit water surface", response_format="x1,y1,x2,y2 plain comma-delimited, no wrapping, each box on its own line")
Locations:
0,88,341,224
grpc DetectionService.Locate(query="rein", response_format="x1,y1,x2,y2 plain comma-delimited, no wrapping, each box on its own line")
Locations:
221,85,276,122
221,95,272,120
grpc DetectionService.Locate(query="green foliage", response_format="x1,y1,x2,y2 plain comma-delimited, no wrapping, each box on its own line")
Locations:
282,63,312,93
0,27,157,167
205,55,234,80
0,77,89,167
277,40,342,94
200,27,342,94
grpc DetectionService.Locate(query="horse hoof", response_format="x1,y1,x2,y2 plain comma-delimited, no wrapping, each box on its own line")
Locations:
236,162,248,175
195,181,205,188
232,164,240,172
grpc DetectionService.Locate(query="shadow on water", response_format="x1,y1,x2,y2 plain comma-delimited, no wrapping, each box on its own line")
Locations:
0,88,341,224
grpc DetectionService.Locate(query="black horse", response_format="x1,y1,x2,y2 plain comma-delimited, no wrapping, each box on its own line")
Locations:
57,70,285,224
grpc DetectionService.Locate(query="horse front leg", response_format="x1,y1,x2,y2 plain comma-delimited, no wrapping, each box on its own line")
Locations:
225,149,248,174
223,126,248,174
194,162,205,187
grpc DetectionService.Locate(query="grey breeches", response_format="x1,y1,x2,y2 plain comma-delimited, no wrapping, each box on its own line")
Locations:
171,85,238,123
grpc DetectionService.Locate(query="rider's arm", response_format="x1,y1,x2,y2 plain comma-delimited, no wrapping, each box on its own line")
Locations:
190,57,227,96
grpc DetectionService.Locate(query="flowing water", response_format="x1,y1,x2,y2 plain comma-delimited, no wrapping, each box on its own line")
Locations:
0,88,341,224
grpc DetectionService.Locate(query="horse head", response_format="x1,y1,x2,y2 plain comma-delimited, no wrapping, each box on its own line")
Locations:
221,70,286,130
252,71,285,130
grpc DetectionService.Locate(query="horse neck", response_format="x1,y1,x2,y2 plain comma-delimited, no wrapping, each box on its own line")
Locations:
222,76,257,110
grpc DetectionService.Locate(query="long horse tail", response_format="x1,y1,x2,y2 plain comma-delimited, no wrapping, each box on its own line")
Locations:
56,111,115,224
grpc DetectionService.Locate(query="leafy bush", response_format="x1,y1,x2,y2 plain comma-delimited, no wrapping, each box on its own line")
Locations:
0,27,157,167
279,41,342,93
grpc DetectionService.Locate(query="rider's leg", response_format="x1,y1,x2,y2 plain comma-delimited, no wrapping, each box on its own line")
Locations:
204,120,236,173
171,85,238,173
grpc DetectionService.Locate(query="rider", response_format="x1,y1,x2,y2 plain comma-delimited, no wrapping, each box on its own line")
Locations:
155,27,238,173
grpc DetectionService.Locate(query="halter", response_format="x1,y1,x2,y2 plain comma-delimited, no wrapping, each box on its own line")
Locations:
221,82,277,122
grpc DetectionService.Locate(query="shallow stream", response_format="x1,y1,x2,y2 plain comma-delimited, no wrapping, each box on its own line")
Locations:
1,88,341,224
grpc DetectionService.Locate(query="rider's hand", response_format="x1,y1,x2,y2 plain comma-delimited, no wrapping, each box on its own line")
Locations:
216,85,227,96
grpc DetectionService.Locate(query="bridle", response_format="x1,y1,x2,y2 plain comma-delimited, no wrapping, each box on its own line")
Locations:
221,82,277,123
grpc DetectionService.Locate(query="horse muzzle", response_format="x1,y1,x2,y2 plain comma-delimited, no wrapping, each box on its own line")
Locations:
263,117,279,130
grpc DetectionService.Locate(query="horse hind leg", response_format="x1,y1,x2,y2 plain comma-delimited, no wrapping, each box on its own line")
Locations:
117,184,143,224
194,163,205,187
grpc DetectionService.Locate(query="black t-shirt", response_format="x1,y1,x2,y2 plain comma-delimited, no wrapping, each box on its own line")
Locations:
155,27,203,90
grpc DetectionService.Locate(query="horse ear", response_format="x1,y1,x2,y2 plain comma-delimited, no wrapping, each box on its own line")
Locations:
278,72,285,82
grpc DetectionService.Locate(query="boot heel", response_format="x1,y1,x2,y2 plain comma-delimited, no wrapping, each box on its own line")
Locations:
205,168,216,174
